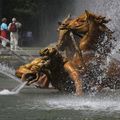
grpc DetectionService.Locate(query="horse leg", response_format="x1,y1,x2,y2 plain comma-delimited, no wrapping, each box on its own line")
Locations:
36,73,50,88
64,61,83,95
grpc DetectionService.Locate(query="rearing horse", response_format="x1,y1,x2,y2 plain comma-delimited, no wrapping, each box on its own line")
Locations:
57,10,117,92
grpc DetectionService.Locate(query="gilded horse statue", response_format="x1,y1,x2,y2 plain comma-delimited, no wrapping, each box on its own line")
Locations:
57,10,120,91
15,10,120,95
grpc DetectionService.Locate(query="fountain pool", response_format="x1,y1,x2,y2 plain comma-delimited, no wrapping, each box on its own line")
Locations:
0,74,120,120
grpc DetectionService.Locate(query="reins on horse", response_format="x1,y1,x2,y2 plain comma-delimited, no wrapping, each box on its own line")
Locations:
70,32,86,69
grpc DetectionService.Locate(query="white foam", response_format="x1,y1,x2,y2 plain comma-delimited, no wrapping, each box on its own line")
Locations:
0,82,27,95
46,97,120,111
0,89,16,95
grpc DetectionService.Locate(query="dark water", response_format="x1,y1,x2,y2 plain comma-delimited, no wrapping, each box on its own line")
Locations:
0,75,120,120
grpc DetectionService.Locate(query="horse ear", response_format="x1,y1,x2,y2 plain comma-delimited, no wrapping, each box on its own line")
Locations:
85,10,90,18
67,14,71,19
63,14,71,23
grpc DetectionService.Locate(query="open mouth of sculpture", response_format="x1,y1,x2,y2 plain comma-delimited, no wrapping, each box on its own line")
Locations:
21,72,49,88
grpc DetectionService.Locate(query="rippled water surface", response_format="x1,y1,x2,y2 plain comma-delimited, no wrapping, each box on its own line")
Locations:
0,75,120,120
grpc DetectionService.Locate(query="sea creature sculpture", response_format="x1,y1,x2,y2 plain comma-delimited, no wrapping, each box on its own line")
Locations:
16,46,83,95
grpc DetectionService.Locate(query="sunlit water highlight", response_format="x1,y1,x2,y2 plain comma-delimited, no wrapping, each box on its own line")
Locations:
10,90,119,112
45,97,120,111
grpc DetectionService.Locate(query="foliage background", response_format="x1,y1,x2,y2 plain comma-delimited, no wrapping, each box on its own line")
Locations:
0,0,74,46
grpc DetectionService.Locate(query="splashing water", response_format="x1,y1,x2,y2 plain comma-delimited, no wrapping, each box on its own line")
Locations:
0,63,22,83
46,97,120,111
109,41,120,60
0,81,27,95
0,62,27,95
0,63,15,75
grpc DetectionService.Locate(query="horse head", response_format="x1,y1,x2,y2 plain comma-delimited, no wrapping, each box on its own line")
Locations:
57,14,72,50
57,10,111,52
57,12,90,59
79,10,112,53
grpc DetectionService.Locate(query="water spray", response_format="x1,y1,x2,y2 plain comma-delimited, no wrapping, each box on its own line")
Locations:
0,81,27,95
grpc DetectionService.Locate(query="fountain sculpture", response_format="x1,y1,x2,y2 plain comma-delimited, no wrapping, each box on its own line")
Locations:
15,10,120,95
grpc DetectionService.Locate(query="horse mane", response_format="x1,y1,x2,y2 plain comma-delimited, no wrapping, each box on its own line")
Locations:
57,10,114,57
